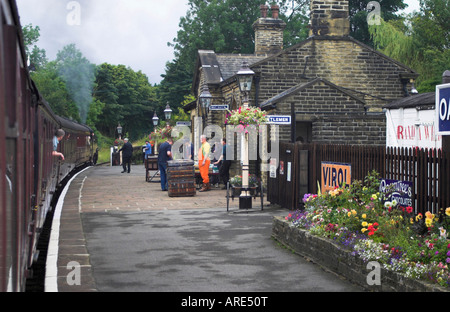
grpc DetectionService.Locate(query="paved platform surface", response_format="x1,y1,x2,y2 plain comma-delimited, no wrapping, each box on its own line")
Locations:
47,164,363,293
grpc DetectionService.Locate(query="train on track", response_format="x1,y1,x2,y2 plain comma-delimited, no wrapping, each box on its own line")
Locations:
1,0,97,291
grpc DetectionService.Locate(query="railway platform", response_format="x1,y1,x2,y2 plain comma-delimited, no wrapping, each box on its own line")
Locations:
45,164,362,293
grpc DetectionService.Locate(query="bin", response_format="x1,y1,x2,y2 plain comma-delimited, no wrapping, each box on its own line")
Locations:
167,160,196,197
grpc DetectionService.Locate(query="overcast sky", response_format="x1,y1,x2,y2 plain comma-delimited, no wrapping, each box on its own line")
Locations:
16,0,189,85
15,0,420,85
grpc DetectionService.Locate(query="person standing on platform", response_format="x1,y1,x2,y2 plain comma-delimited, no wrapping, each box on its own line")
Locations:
198,135,211,192
144,140,152,159
158,138,173,191
214,138,231,189
119,138,133,173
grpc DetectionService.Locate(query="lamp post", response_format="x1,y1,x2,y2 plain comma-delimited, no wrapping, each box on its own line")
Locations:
199,83,212,120
164,102,173,120
152,112,159,126
236,61,255,209
117,123,122,140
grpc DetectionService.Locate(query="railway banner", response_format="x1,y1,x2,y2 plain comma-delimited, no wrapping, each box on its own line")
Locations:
321,162,351,192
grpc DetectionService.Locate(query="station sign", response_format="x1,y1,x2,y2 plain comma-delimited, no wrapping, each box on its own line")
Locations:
321,162,351,192
267,115,291,125
436,83,450,135
176,121,191,127
209,105,229,111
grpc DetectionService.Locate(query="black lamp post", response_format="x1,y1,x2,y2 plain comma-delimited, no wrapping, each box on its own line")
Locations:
117,123,123,139
199,84,212,120
152,112,159,126
236,61,255,209
164,103,173,120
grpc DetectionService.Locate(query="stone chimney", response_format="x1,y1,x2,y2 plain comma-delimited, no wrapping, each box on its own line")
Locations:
253,4,286,56
309,0,350,37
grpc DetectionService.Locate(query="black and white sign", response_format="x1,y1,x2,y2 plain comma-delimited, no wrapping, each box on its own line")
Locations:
267,115,291,125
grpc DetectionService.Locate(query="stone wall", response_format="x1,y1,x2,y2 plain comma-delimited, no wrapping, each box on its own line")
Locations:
272,216,448,292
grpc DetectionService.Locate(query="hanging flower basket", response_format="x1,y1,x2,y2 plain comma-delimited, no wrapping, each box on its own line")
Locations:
225,107,268,133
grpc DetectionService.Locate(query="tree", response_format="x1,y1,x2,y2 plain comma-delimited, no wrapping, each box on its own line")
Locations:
93,64,159,139
22,24,48,69
369,0,450,91
349,0,407,46
30,61,80,121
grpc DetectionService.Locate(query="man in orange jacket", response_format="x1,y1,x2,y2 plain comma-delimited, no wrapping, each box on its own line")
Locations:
198,135,211,192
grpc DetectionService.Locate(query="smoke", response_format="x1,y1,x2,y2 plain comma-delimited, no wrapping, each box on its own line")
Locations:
57,44,95,123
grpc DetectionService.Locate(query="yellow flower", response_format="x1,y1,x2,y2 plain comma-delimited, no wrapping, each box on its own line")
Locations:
445,207,450,216
362,221,368,227
425,218,433,227
362,214,367,219
351,210,357,216
372,194,377,200
410,218,414,224
361,228,368,233
425,211,434,220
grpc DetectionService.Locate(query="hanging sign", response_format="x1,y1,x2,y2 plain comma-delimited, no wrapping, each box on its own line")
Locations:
436,83,450,135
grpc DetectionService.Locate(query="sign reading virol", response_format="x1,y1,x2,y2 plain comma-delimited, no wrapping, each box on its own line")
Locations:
321,162,351,192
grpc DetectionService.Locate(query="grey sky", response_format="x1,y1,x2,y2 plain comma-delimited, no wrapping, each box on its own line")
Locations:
16,0,189,85
15,0,420,85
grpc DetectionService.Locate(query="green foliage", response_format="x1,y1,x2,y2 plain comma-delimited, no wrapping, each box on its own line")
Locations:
93,63,159,140
369,0,450,91
22,23,48,69
30,62,80,121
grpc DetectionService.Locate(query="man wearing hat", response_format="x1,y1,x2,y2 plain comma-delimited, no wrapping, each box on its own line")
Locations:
119,138,133,173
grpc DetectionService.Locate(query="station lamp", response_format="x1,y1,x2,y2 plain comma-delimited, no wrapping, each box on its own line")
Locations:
164,103,173,120
237,61,255,93
152,112,159,126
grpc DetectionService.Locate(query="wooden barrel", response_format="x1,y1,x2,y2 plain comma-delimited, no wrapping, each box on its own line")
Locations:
167,160,196,197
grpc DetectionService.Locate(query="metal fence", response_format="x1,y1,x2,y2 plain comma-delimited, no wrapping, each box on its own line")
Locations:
267,142,450,215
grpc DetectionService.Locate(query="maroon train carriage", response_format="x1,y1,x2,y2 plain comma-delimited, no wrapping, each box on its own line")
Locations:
0,0,96,291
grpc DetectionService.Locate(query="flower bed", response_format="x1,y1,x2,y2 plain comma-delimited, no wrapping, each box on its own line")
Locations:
276,171,450,291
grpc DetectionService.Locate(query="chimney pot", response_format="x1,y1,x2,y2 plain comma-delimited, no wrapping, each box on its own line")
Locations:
260,4,268,18
271,4,279,19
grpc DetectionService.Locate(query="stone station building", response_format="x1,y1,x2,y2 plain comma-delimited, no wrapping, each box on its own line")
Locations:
184,0,419,176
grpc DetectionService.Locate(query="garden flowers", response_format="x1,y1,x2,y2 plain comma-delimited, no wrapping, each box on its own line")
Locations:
285,171,450,288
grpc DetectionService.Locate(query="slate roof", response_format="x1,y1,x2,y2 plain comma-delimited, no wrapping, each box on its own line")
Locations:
384,92,435,109
260,78,365,109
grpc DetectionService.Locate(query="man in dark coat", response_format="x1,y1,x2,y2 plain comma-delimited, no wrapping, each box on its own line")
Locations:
119,138,133,173
157,138,173,191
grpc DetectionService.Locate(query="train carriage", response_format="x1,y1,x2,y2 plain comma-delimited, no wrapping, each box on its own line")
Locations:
0,0,96,291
